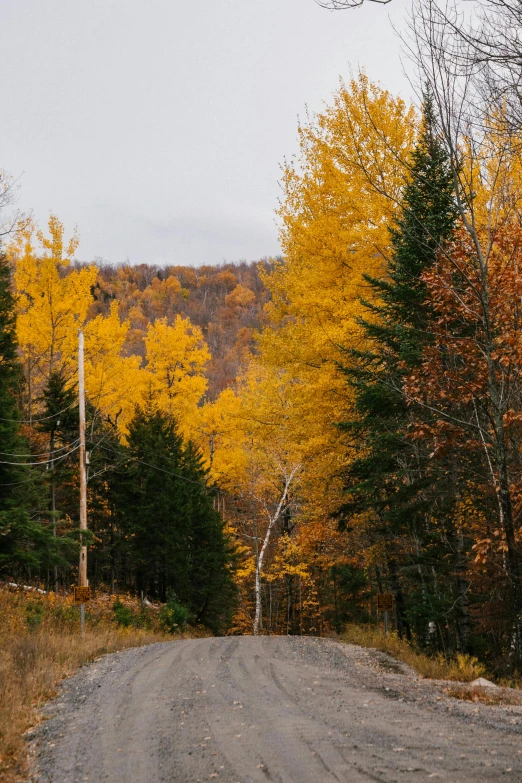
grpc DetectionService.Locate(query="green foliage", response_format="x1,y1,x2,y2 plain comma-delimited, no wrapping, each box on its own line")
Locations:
25,601,44,629
0,251,54,576
113,599,133,627
48,602,78,627
328,564,369,632
110,599,155,630
339,93,462,647
342,92,458,519
109,404,236,633
159,593,191,633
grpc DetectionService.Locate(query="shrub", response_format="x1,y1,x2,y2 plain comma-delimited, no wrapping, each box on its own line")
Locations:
159,596,191,633
25,602,45,629
49,603,78,627
112,600,133,628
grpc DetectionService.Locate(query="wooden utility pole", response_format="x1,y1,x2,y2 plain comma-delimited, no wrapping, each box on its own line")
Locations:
78,330,88,634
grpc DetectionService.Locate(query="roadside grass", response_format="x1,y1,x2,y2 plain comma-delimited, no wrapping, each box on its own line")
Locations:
342,623,522,705
445,683,522,706
0,586,177,783
341,624,488,681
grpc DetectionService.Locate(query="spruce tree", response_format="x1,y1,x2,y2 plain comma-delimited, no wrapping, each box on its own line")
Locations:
38,370,79,587
0,251,24,497
110,405,235,631
339,93,459,643
0,251,51,577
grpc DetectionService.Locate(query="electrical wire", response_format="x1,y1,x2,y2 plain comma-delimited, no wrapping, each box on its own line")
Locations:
0,438,80,458
0,444,81,484
0,443,80,466
92,442,206,486
0,400,77,424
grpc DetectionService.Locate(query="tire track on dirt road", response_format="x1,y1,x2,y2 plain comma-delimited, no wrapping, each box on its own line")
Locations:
32,636,522,782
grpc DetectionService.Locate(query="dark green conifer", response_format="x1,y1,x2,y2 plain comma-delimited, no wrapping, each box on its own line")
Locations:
0,251,51,576
111,405,235,632
339,93,459,643
0,251,23,497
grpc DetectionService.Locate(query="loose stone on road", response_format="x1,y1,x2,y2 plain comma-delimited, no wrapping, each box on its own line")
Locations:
33,636,522,782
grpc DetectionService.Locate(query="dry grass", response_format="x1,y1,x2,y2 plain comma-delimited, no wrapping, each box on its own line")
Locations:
445,683,522,706
0,586,174,783
341,624,488,682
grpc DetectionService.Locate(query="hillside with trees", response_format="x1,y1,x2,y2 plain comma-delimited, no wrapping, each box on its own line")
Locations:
83,259,272,398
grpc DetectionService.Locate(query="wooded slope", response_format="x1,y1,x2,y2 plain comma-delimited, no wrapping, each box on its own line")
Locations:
76,259,273,398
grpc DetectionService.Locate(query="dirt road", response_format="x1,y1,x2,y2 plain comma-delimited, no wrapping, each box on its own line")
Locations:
33,636,522,782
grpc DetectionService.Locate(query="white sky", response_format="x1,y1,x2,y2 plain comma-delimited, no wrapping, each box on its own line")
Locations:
0,0,412,266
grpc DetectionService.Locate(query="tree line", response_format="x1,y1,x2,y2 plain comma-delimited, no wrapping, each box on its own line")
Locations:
2,0,522,669
0,230,236,632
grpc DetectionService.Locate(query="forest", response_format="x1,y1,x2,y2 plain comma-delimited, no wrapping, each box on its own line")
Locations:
2,0,522,677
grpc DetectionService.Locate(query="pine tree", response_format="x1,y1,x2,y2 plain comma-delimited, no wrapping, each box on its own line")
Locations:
0,251,52,577
38,370,79,588
339,93,459,644
0,251,24,496
110,405,235,631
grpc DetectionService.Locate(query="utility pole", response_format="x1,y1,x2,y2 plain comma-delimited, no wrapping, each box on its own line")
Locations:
78,330,88,634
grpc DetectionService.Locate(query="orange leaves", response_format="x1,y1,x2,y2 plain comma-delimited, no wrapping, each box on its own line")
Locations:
408,222,522,419
225,284,256,310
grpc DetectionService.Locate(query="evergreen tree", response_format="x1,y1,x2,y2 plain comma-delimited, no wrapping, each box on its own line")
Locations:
38,370,80,587
0,251,51,577
0,251,24,495
339,93,460,645
110,405,235,631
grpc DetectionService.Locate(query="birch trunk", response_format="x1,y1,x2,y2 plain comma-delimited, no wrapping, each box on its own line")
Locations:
253,466,300,636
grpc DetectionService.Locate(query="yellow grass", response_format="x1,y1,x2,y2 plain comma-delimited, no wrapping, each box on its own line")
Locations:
341,624,488,682
0,587,173,783
445,683,522,705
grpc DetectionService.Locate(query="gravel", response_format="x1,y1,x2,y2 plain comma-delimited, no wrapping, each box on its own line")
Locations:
29,636,522,782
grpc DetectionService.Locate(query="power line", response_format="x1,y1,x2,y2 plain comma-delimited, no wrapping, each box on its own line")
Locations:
0,400,77,424
92,442,207,487
0,438,80,458
0,443,80,467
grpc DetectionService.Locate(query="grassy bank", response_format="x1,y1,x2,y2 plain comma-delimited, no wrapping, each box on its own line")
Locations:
341,624,489,681
0,586,176,783
341,625,522,705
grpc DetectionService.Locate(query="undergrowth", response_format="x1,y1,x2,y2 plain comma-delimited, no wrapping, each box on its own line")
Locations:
0,586,181,783
341,624,492,682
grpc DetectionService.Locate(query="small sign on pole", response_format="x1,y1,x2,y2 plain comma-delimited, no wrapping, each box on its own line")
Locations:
74,586,91,604
376,593,393,612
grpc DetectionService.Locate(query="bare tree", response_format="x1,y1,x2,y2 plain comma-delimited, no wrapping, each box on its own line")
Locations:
0,169,23,243
411,0,522,133
316,0,391,7
404,0,522,654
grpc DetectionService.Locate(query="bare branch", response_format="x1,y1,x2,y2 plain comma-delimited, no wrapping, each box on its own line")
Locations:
316,0,391,7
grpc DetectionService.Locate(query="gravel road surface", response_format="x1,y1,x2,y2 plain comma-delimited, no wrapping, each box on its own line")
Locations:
32,636,522,782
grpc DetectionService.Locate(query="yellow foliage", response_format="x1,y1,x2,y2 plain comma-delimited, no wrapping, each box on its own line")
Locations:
192,388,248,489
255,74,417,524
266,535,310,582
10,217,97,396
144,315,210,438
220,77,417,629
83,302,145,433
9,217,212,440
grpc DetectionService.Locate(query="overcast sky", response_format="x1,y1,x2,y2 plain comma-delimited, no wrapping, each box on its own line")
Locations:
1,0,412,267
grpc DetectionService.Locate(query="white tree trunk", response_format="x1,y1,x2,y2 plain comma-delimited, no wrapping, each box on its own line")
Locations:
253,466,300,636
